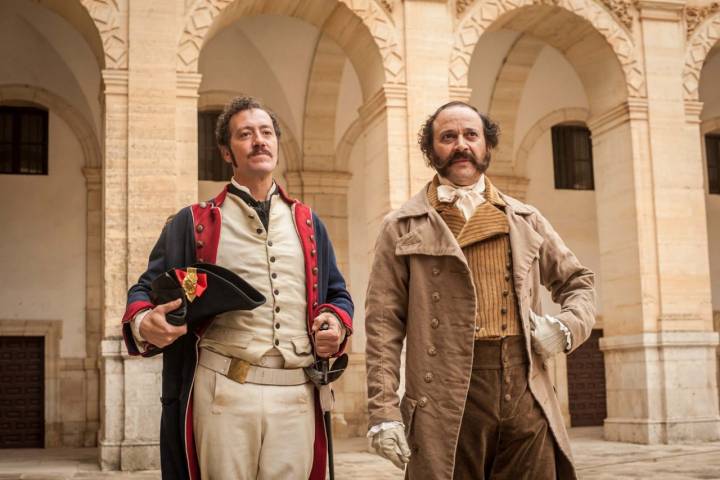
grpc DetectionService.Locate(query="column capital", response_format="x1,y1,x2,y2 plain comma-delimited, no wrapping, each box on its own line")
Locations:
102,69,129,95
449,86,472,103
176,72,203,99
82,167,102,188
684,100,704,124
587,98,649,137
636,0,685,21
358,83,407,128
285,170,352,196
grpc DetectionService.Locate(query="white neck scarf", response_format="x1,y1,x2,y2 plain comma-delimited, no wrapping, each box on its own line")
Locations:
436,175,486,220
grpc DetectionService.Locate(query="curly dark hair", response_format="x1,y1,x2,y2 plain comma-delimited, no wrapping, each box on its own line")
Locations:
215,96,282,149
418,101,499,166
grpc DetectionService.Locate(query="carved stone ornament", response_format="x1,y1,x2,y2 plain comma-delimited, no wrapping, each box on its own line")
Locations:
685,2,720,38
456,0,476,16
449,0,645,97
600,0,634,30
81,0,128,69
178,0,404,83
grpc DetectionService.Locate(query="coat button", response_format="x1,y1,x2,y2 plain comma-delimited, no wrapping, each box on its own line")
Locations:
424,372,433,383
274,289,279,295
504,274,510,281
502,290,509,297
275,323,280,329
313,283,318,290
275,307,280,313
311,249,316,257
256,228,263,234
306,219,312,226
268,240,273,246
199,201,207,208
310,234,315,242
312,267,318,275
504,394,511,401
313,301,318,308
501,307,507,315
197,258,204,262
197,240,204,248
431,292,440,302
274,339,280,346
271,273,277,279
196,224,204,233
427,346,437,356
270,256,276,262
431,267,440,276
418,396,427,407
430,318,439,329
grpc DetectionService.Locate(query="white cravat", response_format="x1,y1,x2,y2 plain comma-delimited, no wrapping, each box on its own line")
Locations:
436,174,486,220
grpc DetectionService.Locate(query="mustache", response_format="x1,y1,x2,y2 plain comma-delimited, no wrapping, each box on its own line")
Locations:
249,147,272,157
448,150,477,164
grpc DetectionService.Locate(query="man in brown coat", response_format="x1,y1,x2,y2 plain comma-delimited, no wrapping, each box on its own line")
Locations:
365,101,595,479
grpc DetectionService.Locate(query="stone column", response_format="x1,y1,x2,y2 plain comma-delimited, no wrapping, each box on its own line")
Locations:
594,0,720,443
98,68,129,470
83,166,102,447
176,72,203,207
404,0,454,193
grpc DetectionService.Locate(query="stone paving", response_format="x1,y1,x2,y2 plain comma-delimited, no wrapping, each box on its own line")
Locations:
1,427,719,479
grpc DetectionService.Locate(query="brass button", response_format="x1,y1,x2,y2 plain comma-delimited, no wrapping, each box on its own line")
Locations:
430,318,439,329
504,274,510,281
197,257,204,262
418,397,427,408
431,267,440,276
310,234,315,242
504,394,511,401
313,283,317,290
311,249,316,257
275,307,280,313
313,301,318,308
268,240,273,246
506,261,511,269
196,224,204,233
431,292,440,302
505,375,511,385
427,346,437,356
306,219,312,226
502,290,509,297
270,256,276,263
197,240,204,248
199,201,207,208
424,372,433,383
312,267,318,275
271,273,277,279
501,307,507,315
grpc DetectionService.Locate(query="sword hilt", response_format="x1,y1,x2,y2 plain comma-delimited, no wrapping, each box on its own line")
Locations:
319,322,330,385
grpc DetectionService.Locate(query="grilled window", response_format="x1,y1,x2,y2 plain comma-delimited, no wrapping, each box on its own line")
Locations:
706,134,720,195
0,106,49,175
198,110,232,181
551,124,594,190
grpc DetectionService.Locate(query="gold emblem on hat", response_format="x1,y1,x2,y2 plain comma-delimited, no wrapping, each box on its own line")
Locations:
182,267,199,302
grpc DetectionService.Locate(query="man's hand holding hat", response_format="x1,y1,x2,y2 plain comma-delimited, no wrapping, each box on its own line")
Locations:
138,299,187,348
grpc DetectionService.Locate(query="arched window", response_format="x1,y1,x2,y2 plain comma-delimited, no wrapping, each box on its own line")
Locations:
198,110,232,181
551,123,594,190
0,106,48,175
706,133,720,195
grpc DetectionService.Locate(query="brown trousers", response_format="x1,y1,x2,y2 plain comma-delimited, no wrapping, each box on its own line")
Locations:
453,336,557,480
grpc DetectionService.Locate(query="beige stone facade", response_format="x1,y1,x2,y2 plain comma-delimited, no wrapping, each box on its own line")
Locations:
1,0,720,471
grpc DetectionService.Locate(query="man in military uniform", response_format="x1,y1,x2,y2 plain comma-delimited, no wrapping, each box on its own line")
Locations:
122,96,353,480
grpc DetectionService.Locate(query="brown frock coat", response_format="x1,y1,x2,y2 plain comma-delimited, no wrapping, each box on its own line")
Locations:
365,180,596,479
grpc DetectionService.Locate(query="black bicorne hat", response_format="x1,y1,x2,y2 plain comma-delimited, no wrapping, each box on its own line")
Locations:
150,263,266,326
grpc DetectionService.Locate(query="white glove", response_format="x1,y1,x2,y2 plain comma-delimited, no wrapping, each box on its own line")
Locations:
370,424,411,470
529,310,572,359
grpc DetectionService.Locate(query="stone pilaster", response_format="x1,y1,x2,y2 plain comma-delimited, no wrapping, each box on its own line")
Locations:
590,0,720,443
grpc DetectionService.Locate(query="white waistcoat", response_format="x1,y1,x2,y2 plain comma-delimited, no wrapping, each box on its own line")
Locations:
198,193,311,368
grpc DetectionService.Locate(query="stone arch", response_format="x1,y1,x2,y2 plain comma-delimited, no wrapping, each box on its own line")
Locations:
515,106,590,178
198,89,302,173
487,34,545,176
177,0,402,99
684,11,720,101
0,84,101,169
336,118,364,173
302,33,347,172
451,0,643,111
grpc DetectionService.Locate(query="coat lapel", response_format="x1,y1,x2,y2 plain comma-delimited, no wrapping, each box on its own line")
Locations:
505,204,543,294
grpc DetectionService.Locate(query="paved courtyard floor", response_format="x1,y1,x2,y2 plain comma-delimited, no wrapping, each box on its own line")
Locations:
1,427,719,479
